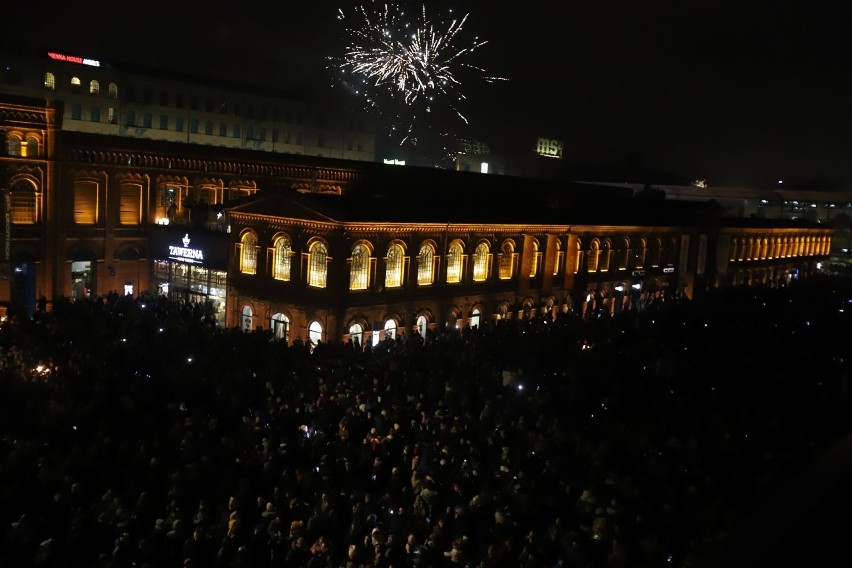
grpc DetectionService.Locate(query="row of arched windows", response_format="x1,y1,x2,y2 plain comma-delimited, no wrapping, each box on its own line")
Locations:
44,73,118,98
237,232,683,289
729,235,831,261
5,132,41,158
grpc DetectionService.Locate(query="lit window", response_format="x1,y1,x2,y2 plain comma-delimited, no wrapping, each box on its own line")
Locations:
309,321,323,346
499,241,515,279
587,240,600,272
350,243,370,290
384,319,397,340
599,240,612,272
472,242,489,282
308,242,328,288
446,241,463,283
119,183,142,225
617,238,630,271
240,231,258,275
349,323,364,346
24,136,39,157
271,313,290,342
73,180,98,224
44,73,55,90
553,239,563,276
10,182,37,224
529,240,541,277
242,306,253,331
272,235,292,281
70,77,81,92
417,243,435,286
385,242,404,288
89,80,99,95
108,83,118,99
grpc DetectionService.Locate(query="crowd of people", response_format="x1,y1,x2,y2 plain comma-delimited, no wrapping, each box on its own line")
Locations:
1,275,851,568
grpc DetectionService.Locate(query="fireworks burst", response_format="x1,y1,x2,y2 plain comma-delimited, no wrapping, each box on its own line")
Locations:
328,1,507,149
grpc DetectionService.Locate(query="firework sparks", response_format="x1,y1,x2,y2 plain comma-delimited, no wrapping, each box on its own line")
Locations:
329,1,507,147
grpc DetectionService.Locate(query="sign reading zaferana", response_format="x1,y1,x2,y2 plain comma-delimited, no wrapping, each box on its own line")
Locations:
536,138,564,159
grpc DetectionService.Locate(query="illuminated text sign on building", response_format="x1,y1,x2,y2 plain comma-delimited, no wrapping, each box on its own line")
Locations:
536,138,564,159
47,52,101,67
168,234,205,264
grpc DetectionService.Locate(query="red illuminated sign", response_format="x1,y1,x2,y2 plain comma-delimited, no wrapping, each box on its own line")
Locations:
47,52,100,67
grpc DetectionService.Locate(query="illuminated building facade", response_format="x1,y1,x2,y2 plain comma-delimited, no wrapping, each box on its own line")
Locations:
0,46,377,163
0,93,835,344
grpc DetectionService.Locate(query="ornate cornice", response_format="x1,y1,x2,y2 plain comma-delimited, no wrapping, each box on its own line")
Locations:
62,146,359,195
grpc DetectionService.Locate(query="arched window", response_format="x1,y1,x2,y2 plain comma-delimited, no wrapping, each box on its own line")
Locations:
108,83,118,99
242,306,253,331
417,242,435,286
271,313,290,342
349,323,364,347
309,321,323,346
599,239,612,271
499,240,515,279
384,319,397,340
44,72,55,90
192,186,217,205
239,231,258,275
635,238,647,269
119,182,142,225
73,180,98,224
272,234,292,280
7,134,22,156
587,240,600,272
446,240,464,283
617,237,630,271
89,80,100,95
385,241,405,288
529,239,541,277
9,181,38,224
472,241,490,282
471,307,481,329
649,238,662,267
308,241,328,288
24,136,39,158
70,77,81,92
416,315,428,339
553,239,563,276
350,242,371,290
574,239,583,273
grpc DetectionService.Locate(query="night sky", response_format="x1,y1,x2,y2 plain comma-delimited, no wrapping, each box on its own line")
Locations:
7,1,852,187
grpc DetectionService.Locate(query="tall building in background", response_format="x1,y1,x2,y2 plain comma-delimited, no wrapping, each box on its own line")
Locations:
0,45,378,163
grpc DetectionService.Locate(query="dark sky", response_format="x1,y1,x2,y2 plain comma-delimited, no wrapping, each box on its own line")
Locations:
8,1,852,187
